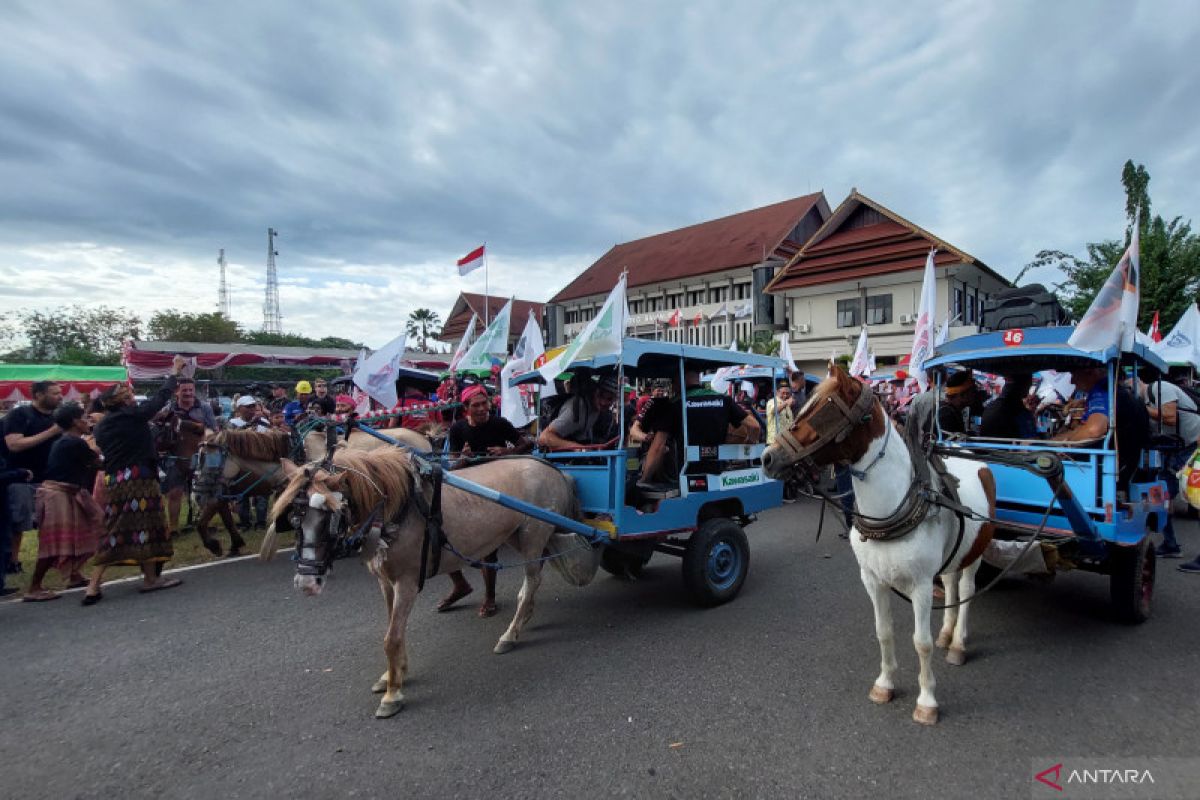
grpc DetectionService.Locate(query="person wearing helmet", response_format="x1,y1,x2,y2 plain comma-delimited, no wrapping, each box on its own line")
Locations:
283,380,313,429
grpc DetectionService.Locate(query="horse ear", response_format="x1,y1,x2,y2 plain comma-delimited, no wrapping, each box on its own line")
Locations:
279,458,301,480
324,470,348,491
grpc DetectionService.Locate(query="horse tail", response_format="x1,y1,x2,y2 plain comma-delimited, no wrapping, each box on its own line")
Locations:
259,522,279,561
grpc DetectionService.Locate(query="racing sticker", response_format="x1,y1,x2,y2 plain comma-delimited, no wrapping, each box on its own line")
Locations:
1002,329,1025,346
708,468,764,491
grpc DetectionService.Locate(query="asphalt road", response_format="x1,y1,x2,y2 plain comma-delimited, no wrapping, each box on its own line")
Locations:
2,499,1198,800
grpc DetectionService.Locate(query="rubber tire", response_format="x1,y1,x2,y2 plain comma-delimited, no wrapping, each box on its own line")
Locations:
1109,537,1155,624
682,518,749,607
600,548,651,579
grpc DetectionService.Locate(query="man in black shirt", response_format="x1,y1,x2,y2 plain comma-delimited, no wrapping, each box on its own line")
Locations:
312,379,337,415
440,384,532,618
3,380,63,572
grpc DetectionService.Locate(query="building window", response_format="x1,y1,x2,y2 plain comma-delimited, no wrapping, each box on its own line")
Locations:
688,290,704,306
734,283,750,300
953,287,964,321
837,298,860,328
668,294,681,309
865,294,892,325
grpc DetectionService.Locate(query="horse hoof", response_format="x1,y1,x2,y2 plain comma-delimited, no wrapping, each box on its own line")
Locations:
913,704,939,725
493,640,516,655
371,677,388,693
868,685,893,704
946,648,966,666
375,699,404,718
935,631,952,649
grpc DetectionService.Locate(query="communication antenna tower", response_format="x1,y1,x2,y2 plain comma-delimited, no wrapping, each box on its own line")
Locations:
217,248,231,318
263,228,282,334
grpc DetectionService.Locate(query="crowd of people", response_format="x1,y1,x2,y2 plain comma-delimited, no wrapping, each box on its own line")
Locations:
4,356,1198,608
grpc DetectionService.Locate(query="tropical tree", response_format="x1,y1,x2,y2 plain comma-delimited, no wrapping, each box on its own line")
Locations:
406,308,442,350
147,310,241,342
736,331,781,356
7,305,141,365
1022,160,1200,327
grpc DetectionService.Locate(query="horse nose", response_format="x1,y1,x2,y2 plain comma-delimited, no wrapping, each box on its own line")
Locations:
762,449,775,473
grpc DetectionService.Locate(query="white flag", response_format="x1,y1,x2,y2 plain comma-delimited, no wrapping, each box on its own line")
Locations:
849,327,871,378
777,333,798,372
501,310,546,427
1152,303,1200,367
458,298,513,372
448,313,478,372
934,317,951,347
353,332,406,410
538,274,628,383
907,248,938,392
1069,214,1140,353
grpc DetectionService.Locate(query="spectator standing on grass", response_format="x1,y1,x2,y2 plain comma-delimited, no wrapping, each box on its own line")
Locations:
227,396,271,529
3,380,64,573
283,381,313,429
85,356,189,605
312,379,336,415
25,403,102,602
155,377,217,539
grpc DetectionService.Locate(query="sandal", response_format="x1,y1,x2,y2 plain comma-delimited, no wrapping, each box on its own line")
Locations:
478,600,499,618
23,590,61,602
436,586,473,612
139,577,183,594
81,591,103,606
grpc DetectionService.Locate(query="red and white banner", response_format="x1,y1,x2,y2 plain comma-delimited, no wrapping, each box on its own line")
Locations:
1149,310,1162,342
457,245,485,276
668,309,681,327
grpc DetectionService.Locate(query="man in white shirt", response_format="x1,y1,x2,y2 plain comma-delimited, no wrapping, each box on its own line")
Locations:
1144,378,1200,558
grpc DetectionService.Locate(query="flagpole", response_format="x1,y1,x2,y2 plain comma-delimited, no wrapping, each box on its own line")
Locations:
483,241,490,327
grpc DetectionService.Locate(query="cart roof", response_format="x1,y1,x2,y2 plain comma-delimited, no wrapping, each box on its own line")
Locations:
924,326,1169,373
511,338,788,385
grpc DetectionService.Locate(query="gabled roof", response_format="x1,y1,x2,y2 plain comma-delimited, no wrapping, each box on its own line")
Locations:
440,293,544,341
765,190,1008,293
550,192,829,303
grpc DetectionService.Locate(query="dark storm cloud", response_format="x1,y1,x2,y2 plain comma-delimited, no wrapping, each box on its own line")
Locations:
0,0,1197,344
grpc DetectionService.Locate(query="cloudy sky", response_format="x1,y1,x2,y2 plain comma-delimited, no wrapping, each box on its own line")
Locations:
1,1,1196,348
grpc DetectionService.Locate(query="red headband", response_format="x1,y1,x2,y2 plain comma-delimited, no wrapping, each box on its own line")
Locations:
461,384,488,404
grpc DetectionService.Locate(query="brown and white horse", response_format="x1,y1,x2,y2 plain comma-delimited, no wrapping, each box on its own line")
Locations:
762,366,996,725
263,447,599,718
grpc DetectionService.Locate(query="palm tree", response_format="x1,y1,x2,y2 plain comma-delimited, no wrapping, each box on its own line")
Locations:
406,308,442,351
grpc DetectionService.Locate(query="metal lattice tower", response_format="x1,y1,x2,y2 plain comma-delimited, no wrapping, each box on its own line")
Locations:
262,228,282,334
217,248,231,318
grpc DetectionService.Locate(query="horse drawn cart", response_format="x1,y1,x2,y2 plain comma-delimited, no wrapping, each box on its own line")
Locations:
924,326,1171,623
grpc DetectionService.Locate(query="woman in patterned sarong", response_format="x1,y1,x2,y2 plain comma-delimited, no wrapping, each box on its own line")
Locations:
84,356,187,605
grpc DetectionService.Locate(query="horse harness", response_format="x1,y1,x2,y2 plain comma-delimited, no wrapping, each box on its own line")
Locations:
780,380,973,573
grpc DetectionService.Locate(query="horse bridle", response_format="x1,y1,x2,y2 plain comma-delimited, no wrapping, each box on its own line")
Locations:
771,378,877,474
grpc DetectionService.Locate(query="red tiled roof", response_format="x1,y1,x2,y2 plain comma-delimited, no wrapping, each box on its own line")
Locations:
550,193,827,303
440,293,543,341
766,191,1007,293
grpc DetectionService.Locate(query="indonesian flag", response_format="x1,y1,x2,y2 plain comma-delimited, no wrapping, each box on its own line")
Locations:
1149,310,1162,342
668,309,682,327
457,245,485,276
907,248,938,392
693,312,703,326
1069,213,1140,353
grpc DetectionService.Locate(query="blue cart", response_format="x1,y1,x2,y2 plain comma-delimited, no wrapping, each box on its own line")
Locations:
924,326,1170,623
509,339,788,606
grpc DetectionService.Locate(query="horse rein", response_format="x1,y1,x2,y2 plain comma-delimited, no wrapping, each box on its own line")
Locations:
772,379,877,474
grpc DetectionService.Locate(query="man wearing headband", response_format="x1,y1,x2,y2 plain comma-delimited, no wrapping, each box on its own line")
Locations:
441,384,533,617
938,370,979,435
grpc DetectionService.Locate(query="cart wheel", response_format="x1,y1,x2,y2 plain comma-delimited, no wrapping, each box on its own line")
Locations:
682,518,749,607
1109,537,1155,624
600,548,651,579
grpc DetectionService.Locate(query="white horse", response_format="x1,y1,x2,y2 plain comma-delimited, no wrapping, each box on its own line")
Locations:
762,365,995,725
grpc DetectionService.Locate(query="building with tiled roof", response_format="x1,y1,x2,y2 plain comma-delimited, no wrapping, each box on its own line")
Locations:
440,293,544,349
547,193,830,347
766,190,1010,373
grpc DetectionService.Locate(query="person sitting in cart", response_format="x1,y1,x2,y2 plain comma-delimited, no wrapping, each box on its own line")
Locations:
1055,366,1110,443
979,373,1039,439
441,384,533,618
537,374,621,450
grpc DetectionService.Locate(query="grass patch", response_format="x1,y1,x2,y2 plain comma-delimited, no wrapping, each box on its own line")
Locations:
10,507,295,591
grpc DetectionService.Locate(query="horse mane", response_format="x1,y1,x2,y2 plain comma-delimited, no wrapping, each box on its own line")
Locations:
270,446,417,525
214,429,292,462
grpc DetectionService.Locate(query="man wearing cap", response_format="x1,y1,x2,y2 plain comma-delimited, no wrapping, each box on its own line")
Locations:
938,371,979,435
440,384,533,617
538,374,621,449
155,377,218,539
283,381,313,429
334,394,356,415
227,395,270,432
